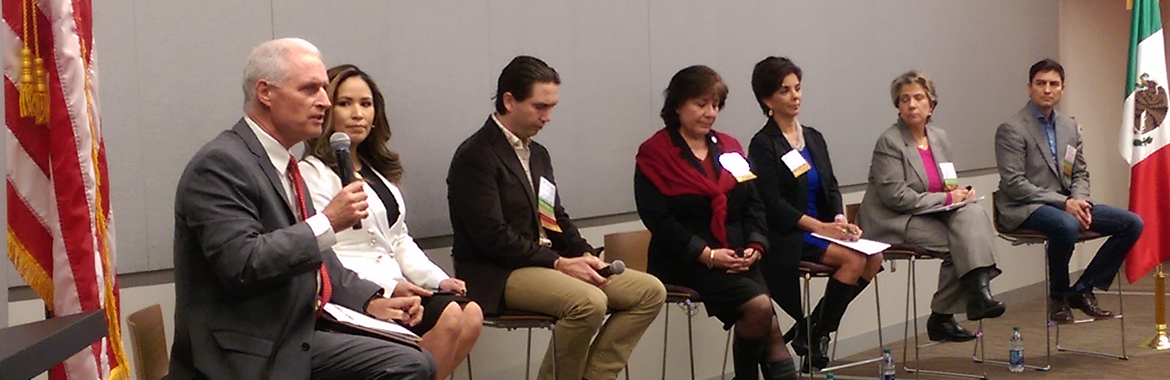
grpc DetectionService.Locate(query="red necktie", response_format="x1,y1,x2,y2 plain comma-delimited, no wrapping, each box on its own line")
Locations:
287,157,332,311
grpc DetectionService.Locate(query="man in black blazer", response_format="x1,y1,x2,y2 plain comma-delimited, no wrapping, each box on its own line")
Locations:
171,38,434,380
448,56,665,380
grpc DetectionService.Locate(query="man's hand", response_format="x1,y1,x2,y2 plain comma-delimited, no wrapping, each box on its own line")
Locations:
392,281,434,298
322,181,368,232
554,255,609,287
438,278,467,296
366,296,424,326
1064,198,1093,230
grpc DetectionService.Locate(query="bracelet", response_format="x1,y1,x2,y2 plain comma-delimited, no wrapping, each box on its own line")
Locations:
707,249,715,269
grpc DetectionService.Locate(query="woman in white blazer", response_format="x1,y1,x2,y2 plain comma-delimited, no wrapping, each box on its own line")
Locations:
301,64,481,380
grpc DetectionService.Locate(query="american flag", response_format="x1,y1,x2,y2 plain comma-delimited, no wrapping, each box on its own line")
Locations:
3,0,128,379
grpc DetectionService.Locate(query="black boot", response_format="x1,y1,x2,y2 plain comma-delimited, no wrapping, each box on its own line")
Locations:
807,278,855,370
962,267,1006,320
732,335,765,380
787,304,819,356
761,357,798,380
926,312,977,342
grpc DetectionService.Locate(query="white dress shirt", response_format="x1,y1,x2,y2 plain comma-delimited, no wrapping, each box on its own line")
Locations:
243,116,335,251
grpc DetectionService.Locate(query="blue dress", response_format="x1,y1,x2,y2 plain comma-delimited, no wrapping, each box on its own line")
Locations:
800,147,831,258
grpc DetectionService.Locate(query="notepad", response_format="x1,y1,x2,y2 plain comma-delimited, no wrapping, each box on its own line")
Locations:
913,195,985,215
320,303,421,348
810,233,891,256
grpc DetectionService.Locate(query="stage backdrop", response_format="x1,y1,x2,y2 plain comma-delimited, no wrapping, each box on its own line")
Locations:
7,0,1058,281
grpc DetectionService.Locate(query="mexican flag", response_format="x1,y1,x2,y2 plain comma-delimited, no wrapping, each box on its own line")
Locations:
1122,0,1170,283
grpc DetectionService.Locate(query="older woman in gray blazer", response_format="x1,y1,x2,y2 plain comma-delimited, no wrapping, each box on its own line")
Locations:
856,71,1004,343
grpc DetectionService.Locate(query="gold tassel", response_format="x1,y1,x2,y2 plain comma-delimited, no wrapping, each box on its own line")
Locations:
33,57,49,124
18,48,35,118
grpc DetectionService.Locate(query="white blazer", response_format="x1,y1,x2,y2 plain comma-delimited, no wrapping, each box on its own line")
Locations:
299,155,449,293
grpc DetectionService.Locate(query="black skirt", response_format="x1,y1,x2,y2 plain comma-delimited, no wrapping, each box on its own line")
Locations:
408,293,472,335
656,263,769,330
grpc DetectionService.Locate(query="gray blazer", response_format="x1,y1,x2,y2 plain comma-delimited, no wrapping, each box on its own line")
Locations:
171,120,383,380
993,105,1090,230
857,121,955,243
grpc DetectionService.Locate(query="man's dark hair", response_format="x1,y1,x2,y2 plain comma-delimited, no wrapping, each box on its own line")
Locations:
660,65,728,130
1029,58,1065,83
495,56,561,114
751,56,803,116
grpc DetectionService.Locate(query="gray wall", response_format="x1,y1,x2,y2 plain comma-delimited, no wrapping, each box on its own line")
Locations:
7,0,1059,283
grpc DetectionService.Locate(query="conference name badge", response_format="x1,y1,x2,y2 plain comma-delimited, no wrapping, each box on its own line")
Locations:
780,149,810,178
719,152,757,182
938,162,958,191
538,177,562,233
1062,145,1076,177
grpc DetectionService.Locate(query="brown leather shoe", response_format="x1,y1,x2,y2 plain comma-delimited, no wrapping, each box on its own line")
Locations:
1067,292,1114,318
1048,296,1074,323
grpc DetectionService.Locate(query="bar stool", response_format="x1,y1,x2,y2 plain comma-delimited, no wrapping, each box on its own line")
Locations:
845,203,988,380
604,230,704,380
467,310,558,380
972,192,1128,371
798,260,885,379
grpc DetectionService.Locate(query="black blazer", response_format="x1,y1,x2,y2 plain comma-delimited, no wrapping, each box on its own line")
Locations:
748,121,843,253
171,120,382,380
447,117,593,315
634,129,769,282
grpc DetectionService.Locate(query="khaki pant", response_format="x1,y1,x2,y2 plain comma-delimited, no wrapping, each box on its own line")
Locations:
505,267,666,380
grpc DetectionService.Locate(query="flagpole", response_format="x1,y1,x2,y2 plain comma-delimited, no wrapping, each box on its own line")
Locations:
1140,264,1170,350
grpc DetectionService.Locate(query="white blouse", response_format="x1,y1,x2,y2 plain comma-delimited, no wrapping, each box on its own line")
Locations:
299,155,449,294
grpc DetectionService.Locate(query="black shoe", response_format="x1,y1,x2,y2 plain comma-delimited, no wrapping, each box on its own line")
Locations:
808,334,831,370
926,313,977,342
962,267,1006,320
1066,292,1114,318
788,318,810,357
1048,296,1074,323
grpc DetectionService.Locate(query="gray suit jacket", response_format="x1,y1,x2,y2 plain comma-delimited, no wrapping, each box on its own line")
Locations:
171,120,383,380
994,105,1090,230
857,121,955,243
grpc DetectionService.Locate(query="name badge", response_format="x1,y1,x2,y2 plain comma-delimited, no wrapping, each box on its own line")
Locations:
1062,145,1076,177
538,177,562,233
780,149,810,178
938,162,958,190
719,152,757,182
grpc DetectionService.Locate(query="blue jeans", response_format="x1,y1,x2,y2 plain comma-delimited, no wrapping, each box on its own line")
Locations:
1017,203,1143,295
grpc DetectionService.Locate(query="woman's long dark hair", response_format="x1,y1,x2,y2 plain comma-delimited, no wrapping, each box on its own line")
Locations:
305,64,403,183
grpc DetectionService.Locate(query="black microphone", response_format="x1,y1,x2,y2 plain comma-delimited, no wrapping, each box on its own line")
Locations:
597,260,626,278
329,132,361,230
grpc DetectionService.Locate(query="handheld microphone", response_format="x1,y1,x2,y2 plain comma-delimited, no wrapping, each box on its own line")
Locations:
597,260,626,278
329,132,361,230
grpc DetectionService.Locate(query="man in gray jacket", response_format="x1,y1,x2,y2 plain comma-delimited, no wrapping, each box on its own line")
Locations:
994,58,1144,323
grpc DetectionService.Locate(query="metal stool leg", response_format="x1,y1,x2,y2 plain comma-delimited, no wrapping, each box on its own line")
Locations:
721,329,732,380
525,328,533,380
687,302,696,380
662,305,669,380
550,325,558,380
902,257,988,379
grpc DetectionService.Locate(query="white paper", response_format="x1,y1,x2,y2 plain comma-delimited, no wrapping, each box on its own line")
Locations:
938,162,957,181
323,303,419,338
913,195,986,215
718,152,755,180
538,177,556,205
811,233,890,256
780,149,809,177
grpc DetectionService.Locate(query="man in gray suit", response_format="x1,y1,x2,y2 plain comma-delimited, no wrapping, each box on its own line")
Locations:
994,59,1144,323
171,38,435,380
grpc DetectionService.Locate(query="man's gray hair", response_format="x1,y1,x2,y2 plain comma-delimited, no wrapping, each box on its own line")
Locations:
242,38,320,109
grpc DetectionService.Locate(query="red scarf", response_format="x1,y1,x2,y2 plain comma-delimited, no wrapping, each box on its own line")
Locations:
636,128,742,246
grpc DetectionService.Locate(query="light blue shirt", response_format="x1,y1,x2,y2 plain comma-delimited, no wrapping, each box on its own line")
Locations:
1028,101,1058,165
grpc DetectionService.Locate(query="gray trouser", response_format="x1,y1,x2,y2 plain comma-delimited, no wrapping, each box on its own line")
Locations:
310,330,437,380
904,203,1000,314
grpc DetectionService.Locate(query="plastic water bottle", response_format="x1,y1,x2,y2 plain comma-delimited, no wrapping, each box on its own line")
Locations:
1009,326,1025,372
880,349,896,379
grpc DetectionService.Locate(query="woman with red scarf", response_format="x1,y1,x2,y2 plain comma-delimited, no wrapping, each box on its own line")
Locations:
635,66,796,380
